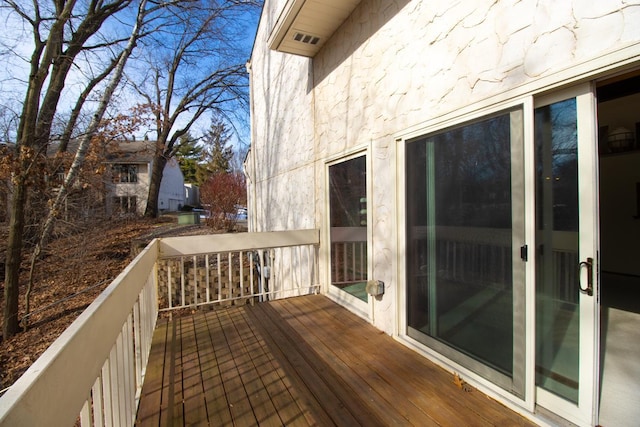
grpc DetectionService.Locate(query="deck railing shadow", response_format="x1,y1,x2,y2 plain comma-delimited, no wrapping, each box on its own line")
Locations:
0,229,320,426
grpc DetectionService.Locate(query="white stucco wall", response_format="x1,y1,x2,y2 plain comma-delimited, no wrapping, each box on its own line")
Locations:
248,0,317,232
250,0,640,334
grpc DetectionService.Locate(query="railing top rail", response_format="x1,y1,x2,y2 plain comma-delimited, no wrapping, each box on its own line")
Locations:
158,229,320,258
0,240,159,426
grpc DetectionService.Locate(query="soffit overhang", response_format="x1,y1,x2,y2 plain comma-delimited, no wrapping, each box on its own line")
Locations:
268,0,362,57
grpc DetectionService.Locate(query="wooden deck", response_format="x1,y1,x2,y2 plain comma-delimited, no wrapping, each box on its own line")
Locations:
136,295,536,426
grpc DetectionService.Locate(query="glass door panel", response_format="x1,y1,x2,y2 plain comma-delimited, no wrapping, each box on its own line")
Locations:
329,156,368,302
405,107,525,396
534,85,598,426
535,98,580,403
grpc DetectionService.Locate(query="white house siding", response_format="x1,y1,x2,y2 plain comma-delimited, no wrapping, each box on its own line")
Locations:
109,163,150,216
251,0,640,332
248,0,316,233
158,159,186,212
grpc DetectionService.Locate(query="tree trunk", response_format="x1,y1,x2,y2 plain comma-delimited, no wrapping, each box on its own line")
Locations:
144,153,167,218
3,176,27,338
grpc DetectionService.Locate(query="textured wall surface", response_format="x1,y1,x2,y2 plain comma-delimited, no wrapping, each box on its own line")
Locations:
249,0,640,333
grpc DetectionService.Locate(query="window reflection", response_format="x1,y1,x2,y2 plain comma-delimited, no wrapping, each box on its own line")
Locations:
406,109,521,378
329,157,368,302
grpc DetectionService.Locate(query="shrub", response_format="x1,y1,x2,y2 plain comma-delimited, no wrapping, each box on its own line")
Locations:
200,172,246,231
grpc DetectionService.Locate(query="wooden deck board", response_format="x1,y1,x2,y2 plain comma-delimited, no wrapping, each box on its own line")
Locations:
201,311,234,426
135,318,168,426
286,296,491,425
180,316,208,425
136,295,537,426
271,297,441,425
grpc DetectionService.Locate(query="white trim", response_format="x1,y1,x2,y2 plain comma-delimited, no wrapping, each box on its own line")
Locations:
395,137,406,339
366,145,375,323
323,143,369,165
522,96,537,414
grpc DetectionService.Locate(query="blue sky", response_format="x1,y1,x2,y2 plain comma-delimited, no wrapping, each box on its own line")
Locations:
0,0,262,154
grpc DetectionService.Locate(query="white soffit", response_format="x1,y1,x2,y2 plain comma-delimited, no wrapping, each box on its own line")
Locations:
268,0,362,57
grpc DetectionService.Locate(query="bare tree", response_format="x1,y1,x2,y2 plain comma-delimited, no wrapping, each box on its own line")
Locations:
1,0,135,339
126,0,260,217
23,0,160,328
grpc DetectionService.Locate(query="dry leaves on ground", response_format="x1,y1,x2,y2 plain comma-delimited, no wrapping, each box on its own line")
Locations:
0,217,215,390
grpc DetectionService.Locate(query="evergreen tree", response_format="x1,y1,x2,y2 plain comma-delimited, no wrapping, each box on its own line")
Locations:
175,133,206,184
202,118,234,174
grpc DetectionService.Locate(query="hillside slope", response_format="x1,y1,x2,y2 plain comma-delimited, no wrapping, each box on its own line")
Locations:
0,218,213,390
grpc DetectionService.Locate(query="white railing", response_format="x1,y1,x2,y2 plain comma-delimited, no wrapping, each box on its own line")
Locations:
330,226,367,287
157,229,320,310
0,239,159,426
0,229,320,426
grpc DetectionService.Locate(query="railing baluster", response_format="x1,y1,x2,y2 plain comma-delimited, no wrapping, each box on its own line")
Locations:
309,245,313,290
354,242,358,281
115,330,127,427
180,256,185,307
101,358,114,427
217,253,222,303
289,247,294,294
342,242,347,282
238,251,244,298
228,252,233,300
109,345,120,427
249,251,255,300
168,262,173,309
259,249,266,301
361,241,365,281
92,376,104,427
133,300,142,389
272,249,277,295
296,245,301,291
124,315,135,425
193,255,198,307
80,393,91,426
205,254,210,303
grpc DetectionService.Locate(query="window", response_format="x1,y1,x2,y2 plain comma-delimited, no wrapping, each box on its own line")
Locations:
112,164,138,183
329,156,368,302
113,196,137,214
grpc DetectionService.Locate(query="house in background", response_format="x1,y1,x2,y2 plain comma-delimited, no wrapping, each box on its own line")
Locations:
247,1,640,426
183,183,200,208
106,140,185,216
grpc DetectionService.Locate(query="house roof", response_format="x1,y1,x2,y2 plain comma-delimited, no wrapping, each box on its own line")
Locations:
46,139,160,164
105,140,159,164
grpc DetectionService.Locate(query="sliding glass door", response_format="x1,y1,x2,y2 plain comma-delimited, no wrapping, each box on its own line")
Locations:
403,85,599,425
405,107,526,396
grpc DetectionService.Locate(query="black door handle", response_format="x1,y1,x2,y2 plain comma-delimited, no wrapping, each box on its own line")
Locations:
578,257,593,296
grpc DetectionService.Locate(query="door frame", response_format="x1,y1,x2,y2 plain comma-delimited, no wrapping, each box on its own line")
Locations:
533,83,600,427
396,96,538,410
